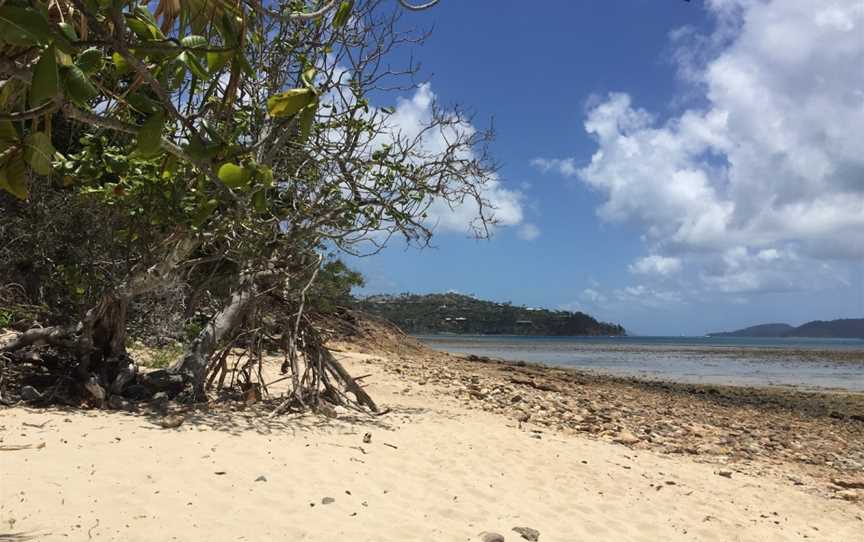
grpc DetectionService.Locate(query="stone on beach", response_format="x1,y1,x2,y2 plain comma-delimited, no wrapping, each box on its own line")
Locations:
512,526,540,541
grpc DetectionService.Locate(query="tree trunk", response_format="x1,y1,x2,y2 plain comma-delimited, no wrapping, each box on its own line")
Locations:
170,275,259,398
2,235,199,402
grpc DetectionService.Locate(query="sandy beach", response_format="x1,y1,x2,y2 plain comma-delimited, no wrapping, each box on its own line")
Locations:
2,328,863,541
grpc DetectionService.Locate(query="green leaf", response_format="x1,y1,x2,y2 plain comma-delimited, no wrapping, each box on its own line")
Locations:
76,48,103,75
125,91,160,114
234,53,254,78
178,51,208,79
134,5,160,26
206,51,232,72
0,152,28,200
126,13,164,41
185,136,221,161
298,102,316,142
191,198,219,227
0,121,18,150
112,52,131,75
0,7,52,46
266,88,315,118
302,67,317,87
61,66,98,105
30,45,59,108
217,162,251,188
23,132,55,175
252,190,266,212
332,1,353,29
57,21,78,41
180,35,208,49
136,111,165,156
161,155,178,179
256,164,274,187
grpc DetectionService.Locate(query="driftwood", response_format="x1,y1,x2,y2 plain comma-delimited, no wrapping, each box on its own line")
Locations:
0,442,46,451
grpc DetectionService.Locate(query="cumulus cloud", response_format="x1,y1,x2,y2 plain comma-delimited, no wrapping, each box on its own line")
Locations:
534,0,864,296
613,285,686,308
630,255,683,277
530,158,578,177
383,84,524,234
577,284,684,311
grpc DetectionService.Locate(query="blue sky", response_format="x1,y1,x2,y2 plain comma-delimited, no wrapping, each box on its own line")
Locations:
347,0,864,336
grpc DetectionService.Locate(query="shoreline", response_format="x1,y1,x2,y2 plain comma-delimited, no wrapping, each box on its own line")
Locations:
437,352,864,395
1,336,862,540
335,327,864,502
414,336,864,393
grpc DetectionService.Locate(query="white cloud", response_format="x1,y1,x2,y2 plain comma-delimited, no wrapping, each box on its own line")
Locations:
530,157,578,177
517,223,541,241
578,284,684,311
383,84,524,234
534,0,864,296
613,285,686,308
630,255,683,276
699,245,847,294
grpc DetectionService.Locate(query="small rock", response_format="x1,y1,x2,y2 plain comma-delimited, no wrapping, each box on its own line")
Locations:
362,432,372,444
255,475,267,482
156,414,185,429
322,497,335,505
516,412,530,423
513,526,540,541
613,431,641,445
478,532,505,542
717,470,733,479
20,385,42,402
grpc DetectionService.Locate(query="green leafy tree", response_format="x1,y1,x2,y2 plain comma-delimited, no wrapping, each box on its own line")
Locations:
0,0,506,411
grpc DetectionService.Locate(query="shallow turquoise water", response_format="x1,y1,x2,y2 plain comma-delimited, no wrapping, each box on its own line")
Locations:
416,335,864,392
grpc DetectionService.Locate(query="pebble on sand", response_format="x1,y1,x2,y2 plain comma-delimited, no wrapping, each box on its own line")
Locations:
512,526,540,541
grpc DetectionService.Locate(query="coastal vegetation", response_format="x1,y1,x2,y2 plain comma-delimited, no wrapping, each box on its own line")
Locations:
356,292,626,336
0,0,493,411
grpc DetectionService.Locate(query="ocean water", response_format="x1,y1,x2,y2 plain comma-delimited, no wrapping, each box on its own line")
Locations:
415,335,864,392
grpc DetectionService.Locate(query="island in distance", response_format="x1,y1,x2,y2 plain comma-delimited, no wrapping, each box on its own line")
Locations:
708,318,864,339
356,292,625,336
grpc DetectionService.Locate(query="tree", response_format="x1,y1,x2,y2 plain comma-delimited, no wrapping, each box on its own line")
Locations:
1,0,504,411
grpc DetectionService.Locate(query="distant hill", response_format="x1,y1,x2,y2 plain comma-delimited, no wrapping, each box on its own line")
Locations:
708,323,794,338
791,319,864,339
708,319,864,339
355,293,626,336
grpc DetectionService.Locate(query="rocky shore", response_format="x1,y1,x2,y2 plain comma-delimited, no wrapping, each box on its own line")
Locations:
333,326,864,504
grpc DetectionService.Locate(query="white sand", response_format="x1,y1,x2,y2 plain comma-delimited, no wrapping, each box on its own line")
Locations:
1,351,861,541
